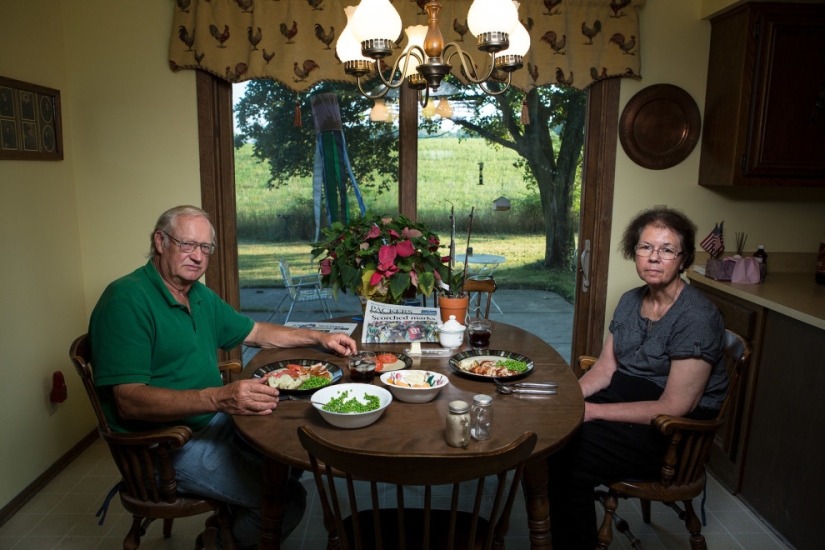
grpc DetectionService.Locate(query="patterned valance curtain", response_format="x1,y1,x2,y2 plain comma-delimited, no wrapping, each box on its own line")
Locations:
169,0,644,92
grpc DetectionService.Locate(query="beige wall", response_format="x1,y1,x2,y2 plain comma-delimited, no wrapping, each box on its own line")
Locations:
604,0,825,334
0,0,200,510
1,0,824,513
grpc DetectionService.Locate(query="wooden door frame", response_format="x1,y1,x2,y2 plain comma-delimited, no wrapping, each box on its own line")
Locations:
196,73,619,366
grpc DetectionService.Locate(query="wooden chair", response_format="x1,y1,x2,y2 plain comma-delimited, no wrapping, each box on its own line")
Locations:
69,334,240,550
276,258,333,323
578,329,751,549
298,426,537,550
463,277,497,319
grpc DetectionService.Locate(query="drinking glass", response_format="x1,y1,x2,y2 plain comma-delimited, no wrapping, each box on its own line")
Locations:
467,318,492,349
348,352,377,383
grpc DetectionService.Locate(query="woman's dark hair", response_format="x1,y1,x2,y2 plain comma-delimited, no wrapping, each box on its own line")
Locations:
619,207,697,273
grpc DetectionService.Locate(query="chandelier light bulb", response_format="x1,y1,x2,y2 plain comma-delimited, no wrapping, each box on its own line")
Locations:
422,99,437,119
350,0,402,44
337,6,372,63
467,0,519,36
404,25,427,77
435,97,454,119
370,99,390,122
500,17,531,56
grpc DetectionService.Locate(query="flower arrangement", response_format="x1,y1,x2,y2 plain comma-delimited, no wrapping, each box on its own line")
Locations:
311,212,450,303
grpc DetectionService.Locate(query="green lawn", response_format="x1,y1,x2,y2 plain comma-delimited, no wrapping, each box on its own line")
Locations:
239,234,576,302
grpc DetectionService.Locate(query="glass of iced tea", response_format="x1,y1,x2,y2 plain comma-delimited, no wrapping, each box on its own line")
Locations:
467,318,492,349
348,352,377,383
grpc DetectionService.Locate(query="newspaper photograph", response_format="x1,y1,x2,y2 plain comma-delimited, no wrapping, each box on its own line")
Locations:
362,300,441,344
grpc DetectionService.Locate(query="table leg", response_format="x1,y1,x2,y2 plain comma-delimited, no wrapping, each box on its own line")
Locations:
522,457,553,549
259,457,289,550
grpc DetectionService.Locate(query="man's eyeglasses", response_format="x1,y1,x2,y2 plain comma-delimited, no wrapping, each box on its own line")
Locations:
634,244,682,261
163,231,216,255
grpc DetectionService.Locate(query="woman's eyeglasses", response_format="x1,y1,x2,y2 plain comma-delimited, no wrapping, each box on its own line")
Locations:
163,231,216,255
634,244,682,260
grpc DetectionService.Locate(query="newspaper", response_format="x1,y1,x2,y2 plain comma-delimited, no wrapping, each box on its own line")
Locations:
362,300,441,344
284,322,358,336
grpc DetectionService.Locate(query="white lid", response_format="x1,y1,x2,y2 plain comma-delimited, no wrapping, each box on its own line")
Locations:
758,245,765,249
449,400,469,413
440,315,465,331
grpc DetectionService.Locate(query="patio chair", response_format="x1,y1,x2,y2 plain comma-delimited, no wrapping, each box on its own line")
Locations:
69,334,240,550
298,426,536,550
463,276,497,319
276,258,333,323
580,329,752,549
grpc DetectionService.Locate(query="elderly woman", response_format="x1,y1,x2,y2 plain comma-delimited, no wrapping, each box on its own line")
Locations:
548,207,728,549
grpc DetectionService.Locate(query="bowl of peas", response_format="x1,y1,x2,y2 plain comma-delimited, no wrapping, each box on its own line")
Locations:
311,383,393,429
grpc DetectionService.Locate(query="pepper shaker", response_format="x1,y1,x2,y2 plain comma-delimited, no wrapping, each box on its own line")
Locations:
470,394,494,440
446,400,471,447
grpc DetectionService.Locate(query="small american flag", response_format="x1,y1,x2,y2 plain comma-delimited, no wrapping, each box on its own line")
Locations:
700,222,725,258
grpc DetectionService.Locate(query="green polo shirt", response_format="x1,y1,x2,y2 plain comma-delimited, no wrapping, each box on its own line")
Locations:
89,260,254,433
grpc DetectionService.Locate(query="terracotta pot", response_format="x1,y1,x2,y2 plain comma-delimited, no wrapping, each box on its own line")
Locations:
438,295,469,323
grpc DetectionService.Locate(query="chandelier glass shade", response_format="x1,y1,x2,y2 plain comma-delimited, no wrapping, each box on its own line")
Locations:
336,0,530,106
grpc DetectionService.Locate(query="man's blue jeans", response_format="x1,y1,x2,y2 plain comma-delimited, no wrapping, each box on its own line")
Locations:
172,412,307,549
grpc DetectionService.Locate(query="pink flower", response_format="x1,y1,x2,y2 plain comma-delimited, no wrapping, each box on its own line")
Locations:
395,239,415,257
320,258,332,275
366,225,381,240
370,245,400,285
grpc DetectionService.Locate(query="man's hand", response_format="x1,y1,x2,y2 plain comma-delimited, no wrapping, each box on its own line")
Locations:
213,378,281,415
318,332,357,356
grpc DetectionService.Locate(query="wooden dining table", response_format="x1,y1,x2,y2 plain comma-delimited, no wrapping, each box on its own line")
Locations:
233,318,584,549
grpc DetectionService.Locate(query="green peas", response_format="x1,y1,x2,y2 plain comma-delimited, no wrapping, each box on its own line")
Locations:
322,390,381,414
496,359,528,372
299,376,331,390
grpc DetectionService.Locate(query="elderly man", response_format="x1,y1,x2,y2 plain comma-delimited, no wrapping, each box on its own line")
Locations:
90,205,357,549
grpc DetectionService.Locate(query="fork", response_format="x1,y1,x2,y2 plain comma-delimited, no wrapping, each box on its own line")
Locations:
495,385,557,395
494,379,558,389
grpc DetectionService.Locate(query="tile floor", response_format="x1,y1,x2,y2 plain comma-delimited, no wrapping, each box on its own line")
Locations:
0,438,792,550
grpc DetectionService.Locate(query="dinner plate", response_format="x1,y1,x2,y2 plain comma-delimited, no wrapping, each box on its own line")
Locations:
374,351,412,372
448,350,534,381
252,359,342,395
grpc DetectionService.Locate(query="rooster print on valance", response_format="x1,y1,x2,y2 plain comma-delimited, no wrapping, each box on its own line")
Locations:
169,0,644,92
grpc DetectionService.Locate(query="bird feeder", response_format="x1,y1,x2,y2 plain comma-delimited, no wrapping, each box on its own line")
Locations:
493,196,511,211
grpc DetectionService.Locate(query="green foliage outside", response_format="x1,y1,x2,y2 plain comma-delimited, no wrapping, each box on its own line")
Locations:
235,143,577,302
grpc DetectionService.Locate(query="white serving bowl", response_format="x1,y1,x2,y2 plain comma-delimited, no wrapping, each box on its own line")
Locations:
380,371,450,404
311,383,392,429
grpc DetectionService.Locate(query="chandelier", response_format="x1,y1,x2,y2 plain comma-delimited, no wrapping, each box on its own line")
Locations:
336,0,531,107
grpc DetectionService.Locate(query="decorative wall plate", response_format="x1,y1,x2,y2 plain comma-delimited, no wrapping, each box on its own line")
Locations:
619,84,701,170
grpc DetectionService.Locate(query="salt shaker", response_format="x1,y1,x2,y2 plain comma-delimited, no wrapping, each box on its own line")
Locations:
446,400,471,447
470,394,494,440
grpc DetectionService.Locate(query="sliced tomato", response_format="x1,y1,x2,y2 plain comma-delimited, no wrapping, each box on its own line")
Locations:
375,361,384,372
377,354,397,364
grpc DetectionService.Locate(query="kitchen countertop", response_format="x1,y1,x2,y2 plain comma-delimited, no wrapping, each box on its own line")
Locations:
686,271,825,330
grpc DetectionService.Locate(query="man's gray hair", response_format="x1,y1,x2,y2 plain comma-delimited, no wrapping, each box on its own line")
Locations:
149,205,216,258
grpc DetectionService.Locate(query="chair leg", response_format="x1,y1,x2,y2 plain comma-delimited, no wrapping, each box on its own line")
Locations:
162,518,173,538
640,498,652,523
124,515,143,550
682,500,707,550
596,490,618,549
285,300,297,324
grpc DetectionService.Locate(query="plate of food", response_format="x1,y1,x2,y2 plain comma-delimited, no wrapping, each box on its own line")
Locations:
373,352,412,372
253,359,342,395
449,349,534,381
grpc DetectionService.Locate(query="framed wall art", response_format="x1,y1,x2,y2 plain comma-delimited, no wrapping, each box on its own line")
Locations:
0,76,63,161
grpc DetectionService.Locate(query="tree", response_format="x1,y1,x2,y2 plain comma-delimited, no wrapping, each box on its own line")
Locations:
234,80,399,193
235,78,586,270
428,83,586,270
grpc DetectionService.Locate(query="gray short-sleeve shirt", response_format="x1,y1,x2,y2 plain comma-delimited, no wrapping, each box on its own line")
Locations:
608,282,728,410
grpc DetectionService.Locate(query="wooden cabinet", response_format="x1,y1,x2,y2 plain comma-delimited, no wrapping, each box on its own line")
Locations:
691,280,764,493
739,311,825,550
699,3,825,187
